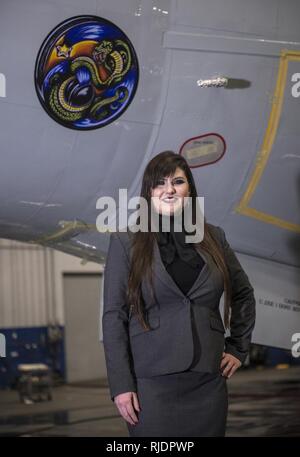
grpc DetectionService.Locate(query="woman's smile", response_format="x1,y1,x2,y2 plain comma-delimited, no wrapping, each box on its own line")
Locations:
162,196,177,202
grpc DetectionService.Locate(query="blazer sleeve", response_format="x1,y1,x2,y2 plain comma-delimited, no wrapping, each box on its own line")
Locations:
102,232,137,402
217,226,256,364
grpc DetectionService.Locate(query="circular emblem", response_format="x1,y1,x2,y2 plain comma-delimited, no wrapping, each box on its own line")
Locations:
35,15,139,130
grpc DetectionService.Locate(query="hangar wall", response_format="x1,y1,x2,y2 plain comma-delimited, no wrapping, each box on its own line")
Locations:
0,239,104,387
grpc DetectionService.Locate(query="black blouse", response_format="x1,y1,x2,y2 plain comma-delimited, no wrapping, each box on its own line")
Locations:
156,215,205,295
162,249,204,295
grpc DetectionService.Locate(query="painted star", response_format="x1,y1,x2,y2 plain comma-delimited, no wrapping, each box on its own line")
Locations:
56,44,72,58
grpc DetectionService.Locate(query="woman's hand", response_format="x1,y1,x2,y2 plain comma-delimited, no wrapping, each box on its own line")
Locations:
114,391,141,425
220,352,242,378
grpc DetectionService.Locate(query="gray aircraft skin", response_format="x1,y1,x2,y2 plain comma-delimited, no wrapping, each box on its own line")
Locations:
1,0,300,351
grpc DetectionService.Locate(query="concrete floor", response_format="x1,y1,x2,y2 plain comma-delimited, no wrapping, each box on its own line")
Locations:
0,366,299,437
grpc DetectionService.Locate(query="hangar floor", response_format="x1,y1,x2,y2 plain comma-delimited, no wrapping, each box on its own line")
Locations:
0,366,299,437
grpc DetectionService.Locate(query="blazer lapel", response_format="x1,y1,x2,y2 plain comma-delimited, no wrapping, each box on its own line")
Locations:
153,239,211,297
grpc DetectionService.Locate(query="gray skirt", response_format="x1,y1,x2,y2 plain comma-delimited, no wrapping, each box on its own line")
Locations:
126,370,228,437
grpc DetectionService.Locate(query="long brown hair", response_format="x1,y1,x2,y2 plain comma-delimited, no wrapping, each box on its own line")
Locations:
126,151,232,330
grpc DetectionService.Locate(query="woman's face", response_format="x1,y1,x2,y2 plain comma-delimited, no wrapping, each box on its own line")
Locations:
151,167,190,216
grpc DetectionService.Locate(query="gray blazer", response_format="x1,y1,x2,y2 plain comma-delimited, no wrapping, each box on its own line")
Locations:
102,224,256,401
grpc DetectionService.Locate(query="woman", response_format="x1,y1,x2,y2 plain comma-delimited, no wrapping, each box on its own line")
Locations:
102,151,256,437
